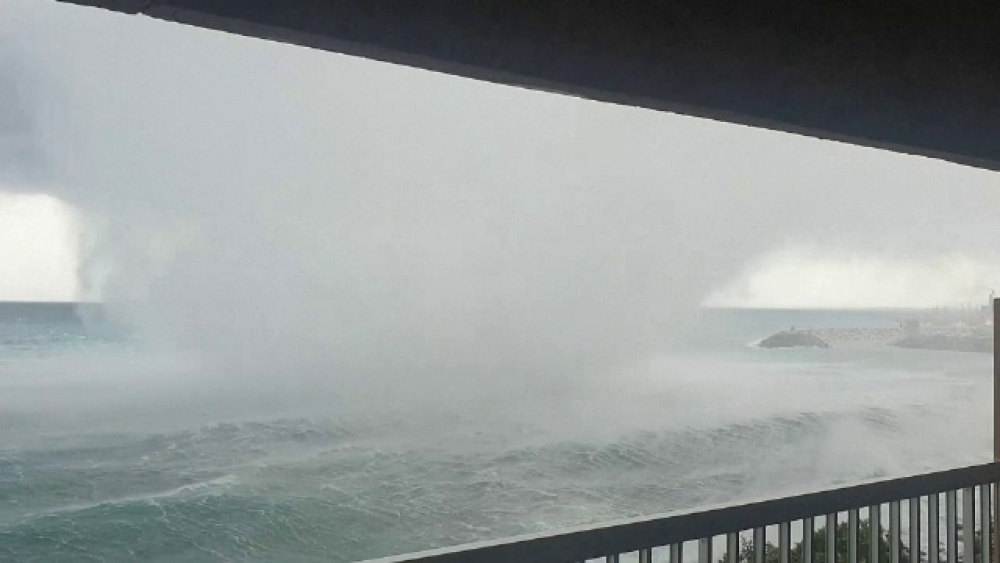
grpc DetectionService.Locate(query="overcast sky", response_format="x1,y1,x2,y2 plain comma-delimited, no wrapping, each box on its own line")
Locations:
1,0,999,318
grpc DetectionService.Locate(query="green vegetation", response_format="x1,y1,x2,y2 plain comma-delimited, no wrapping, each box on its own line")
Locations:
717,520,909,563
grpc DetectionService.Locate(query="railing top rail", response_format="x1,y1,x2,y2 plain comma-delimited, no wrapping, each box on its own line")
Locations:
361,462,1000,563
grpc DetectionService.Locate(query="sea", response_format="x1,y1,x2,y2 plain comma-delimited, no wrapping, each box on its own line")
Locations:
0,304,991,562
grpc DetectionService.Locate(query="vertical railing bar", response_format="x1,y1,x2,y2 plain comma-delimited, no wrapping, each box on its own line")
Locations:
995,483,1000,563
911,498,921,563
993,297,999,563
728,532,740,563
672,542,684,563
872,505,882,563
891,501,901,563
781,522,791,563
849,509,859,563
930,494,940,563
755,527,766,563
965,488,977,563
639,548,653,563
828,514,837,563
700,537,713,563
983,484,993,563
804,517,814,563
948,490,959,563
994,483,999,563
607,555,620,563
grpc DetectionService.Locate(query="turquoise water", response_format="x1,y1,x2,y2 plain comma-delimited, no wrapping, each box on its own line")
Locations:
0,307,990,561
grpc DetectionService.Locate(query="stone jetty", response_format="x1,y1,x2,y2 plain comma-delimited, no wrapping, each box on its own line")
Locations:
758,330,830,349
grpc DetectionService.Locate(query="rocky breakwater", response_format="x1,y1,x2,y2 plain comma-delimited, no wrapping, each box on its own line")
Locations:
758,330,830,349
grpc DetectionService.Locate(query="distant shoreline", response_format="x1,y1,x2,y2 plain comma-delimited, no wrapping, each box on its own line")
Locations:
759,325,993,354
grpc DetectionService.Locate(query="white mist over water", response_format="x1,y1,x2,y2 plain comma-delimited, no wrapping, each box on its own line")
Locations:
0,310,991,562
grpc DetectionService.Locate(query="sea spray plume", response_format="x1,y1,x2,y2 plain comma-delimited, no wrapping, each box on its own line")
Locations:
4,0,1000,406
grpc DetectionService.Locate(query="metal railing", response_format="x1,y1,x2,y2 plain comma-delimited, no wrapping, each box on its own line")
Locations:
360,299,1000,563
362,463,999,563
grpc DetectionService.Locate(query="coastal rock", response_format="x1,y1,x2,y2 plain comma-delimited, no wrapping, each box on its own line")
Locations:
759,331,830,349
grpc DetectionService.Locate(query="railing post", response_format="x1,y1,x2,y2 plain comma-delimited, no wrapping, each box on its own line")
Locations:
671,542,683,563
929,495,939,563
828,514,837,563
849,510,858,563
908,499,919,563
781,522,791,563
872,505,882,563
890,502,901,563
981,485,991,563
700,537,713,563
963,488,975,563
947,491,958,563
994,298,999,563
804,518,814,563
728,533,740,563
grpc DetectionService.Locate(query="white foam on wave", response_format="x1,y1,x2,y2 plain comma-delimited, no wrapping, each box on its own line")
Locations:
13,473,241,523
